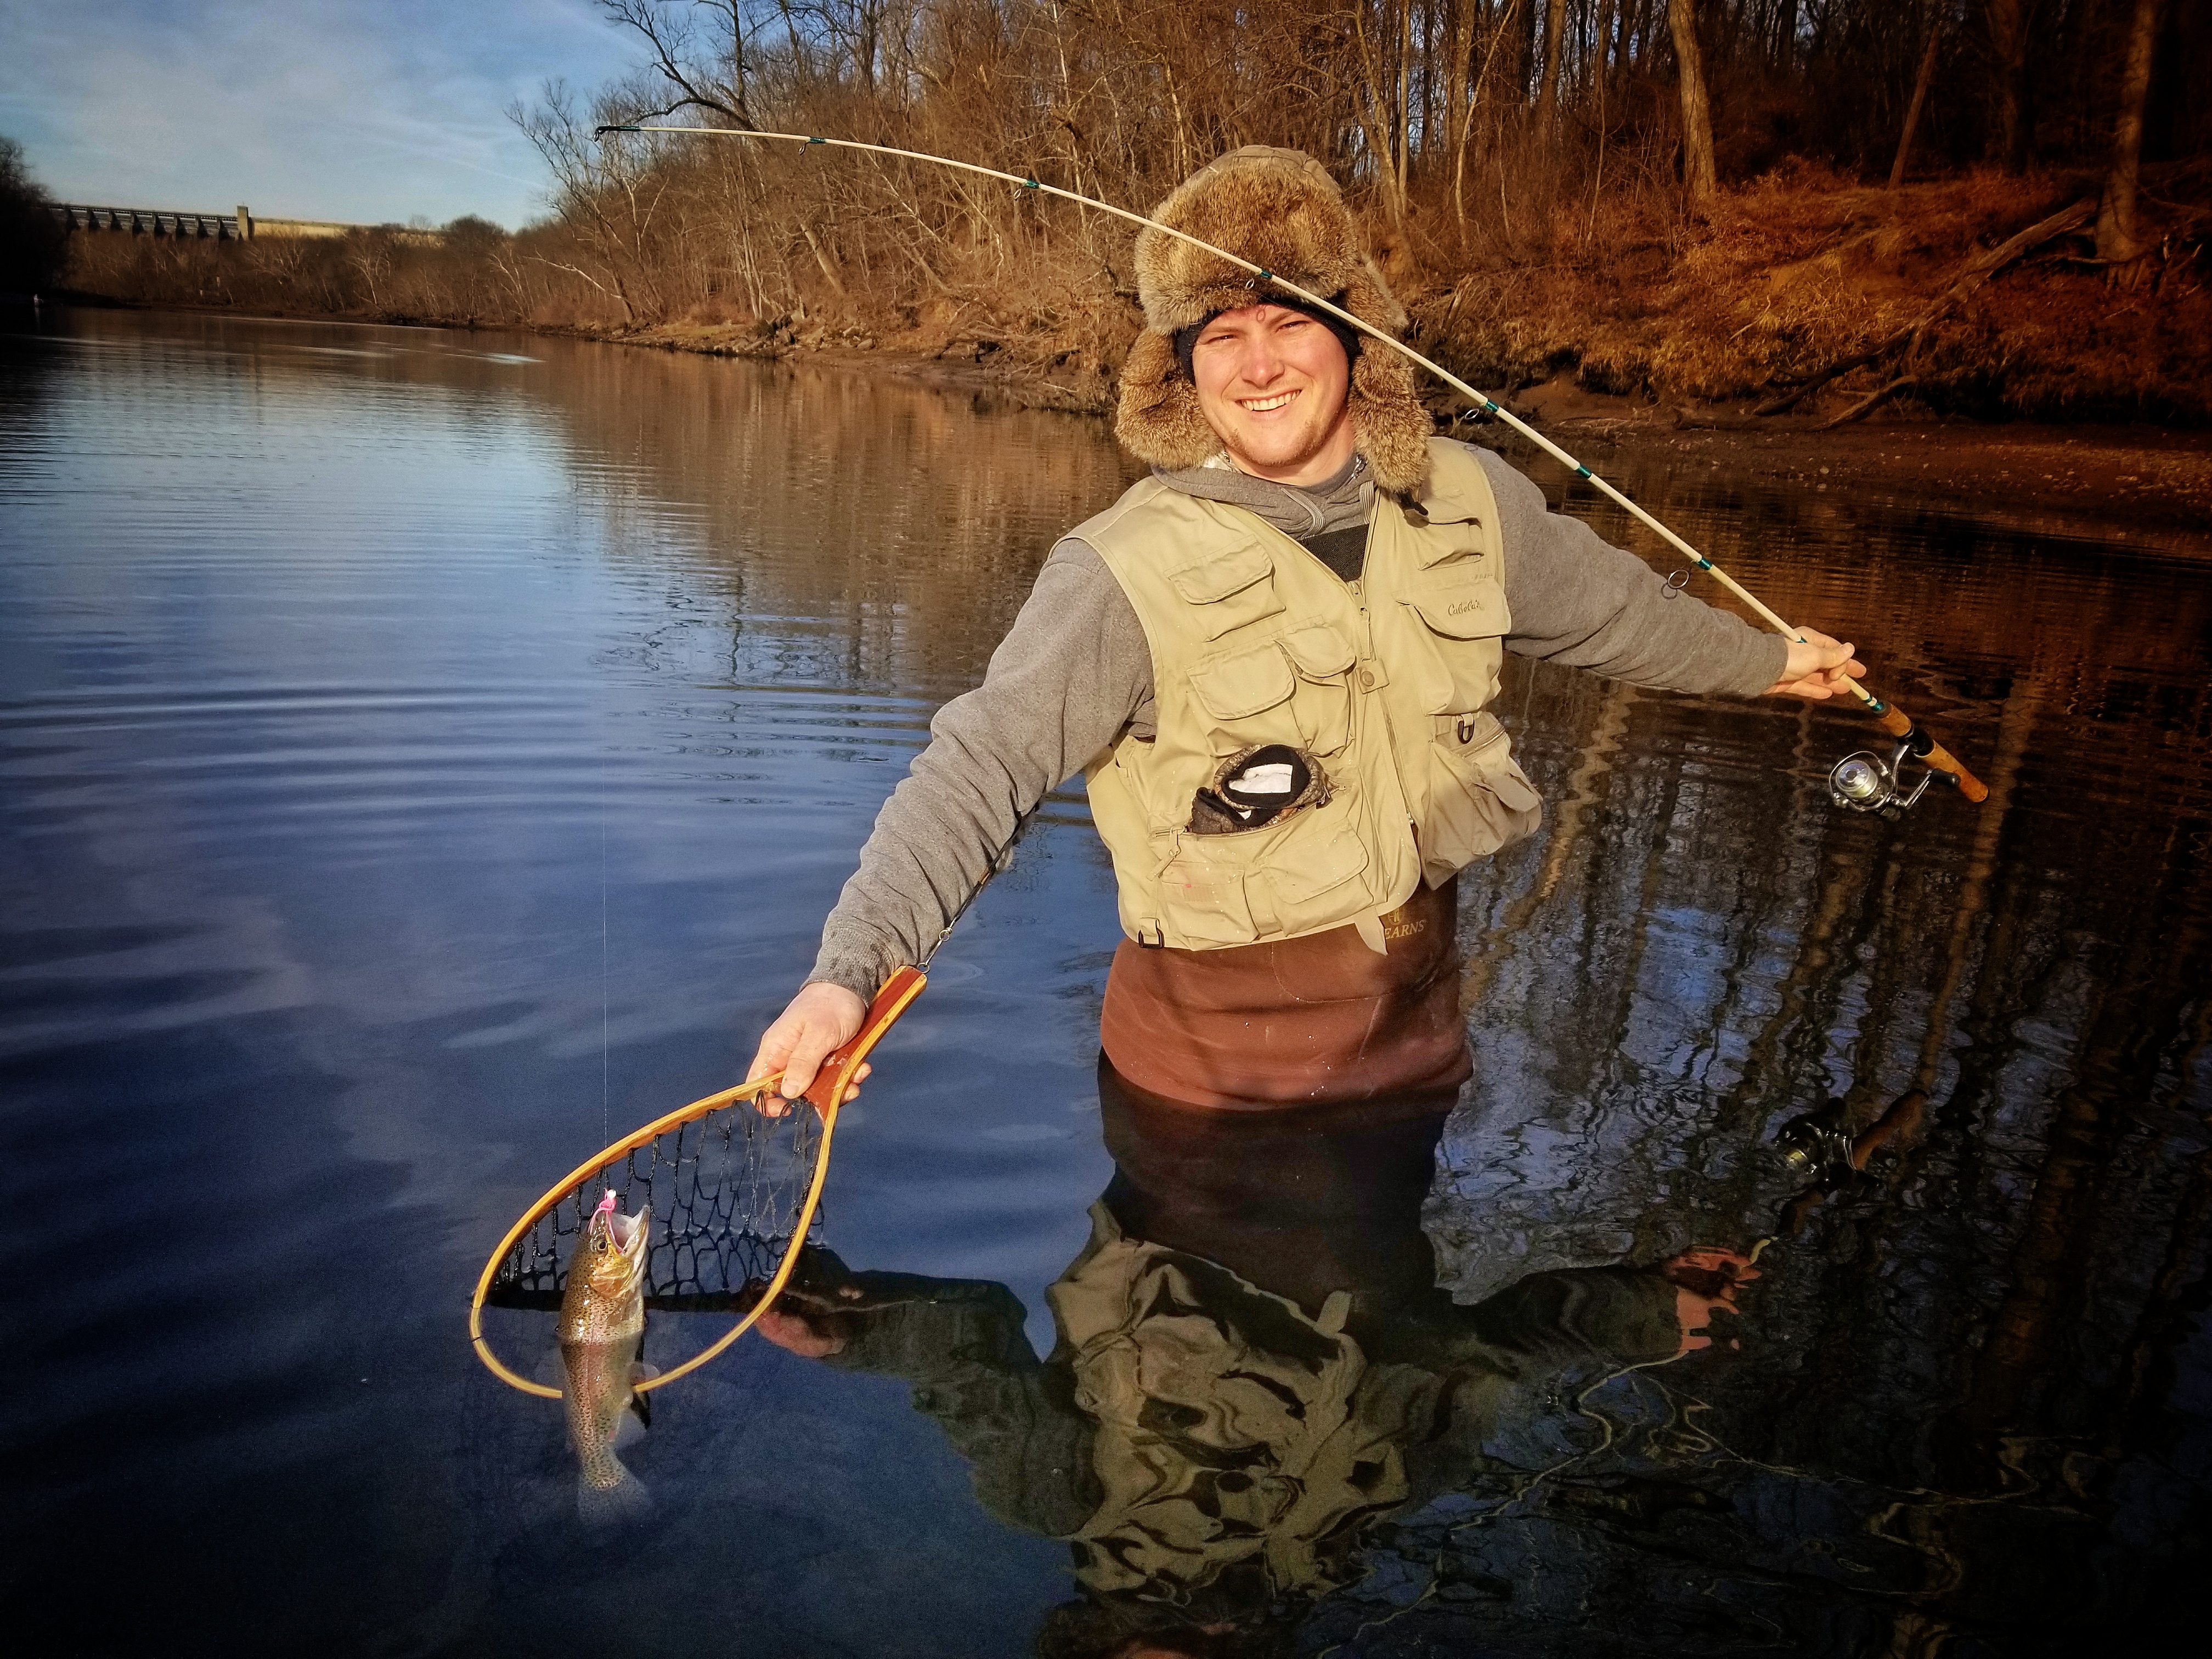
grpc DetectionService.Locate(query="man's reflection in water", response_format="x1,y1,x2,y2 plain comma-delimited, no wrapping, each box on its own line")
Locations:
758,1060,1753,1658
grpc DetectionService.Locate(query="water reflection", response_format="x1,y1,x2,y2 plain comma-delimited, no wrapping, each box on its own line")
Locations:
762,1067,1723,1654
3,311,2207,1653
769,1018,2200,1655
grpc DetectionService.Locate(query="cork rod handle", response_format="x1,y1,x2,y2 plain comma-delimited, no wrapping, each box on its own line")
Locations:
1876,706,1990,803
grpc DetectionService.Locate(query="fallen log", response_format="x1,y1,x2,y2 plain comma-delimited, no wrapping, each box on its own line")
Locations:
1818,375,1918,430
1754,197,2095,417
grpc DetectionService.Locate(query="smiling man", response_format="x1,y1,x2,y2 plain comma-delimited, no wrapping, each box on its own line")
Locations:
748,146,1860,1110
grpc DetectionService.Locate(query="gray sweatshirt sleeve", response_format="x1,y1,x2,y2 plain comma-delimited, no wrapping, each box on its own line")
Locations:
1475,447,1788,697
806,539,1153,999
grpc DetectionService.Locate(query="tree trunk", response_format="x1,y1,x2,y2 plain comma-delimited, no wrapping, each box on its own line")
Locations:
1537,0,1568,126
1669,0,1717,204
1351,3,1410,228
1396,0,1413,199
1982,0,2033,172
2095,0,2163,262
1888,21,1944,188
1447,0,1474,228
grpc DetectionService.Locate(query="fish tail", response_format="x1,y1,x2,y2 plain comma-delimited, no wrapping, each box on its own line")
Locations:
576,1453,650,1525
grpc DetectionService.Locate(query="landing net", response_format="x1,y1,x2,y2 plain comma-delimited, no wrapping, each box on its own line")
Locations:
467,964,926,1398
481,1098,825,1316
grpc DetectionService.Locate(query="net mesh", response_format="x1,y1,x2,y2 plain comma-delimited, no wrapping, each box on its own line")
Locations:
484,1098,826,1315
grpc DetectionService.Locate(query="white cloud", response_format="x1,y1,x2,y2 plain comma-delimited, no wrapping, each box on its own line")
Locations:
0,0,637,228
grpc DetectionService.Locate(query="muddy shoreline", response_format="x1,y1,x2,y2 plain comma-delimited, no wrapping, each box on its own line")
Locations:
1497,393,2212,552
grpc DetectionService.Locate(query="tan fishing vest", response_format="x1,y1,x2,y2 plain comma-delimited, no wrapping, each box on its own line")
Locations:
1081,437,1542,951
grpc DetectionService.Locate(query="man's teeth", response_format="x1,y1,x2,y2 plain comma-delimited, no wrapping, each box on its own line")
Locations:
1240,391,1297,413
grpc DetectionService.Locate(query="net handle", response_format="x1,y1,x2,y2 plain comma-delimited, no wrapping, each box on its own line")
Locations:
467,965,930,1398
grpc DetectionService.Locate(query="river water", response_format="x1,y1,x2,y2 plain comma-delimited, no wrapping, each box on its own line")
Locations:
3,310,2208,1656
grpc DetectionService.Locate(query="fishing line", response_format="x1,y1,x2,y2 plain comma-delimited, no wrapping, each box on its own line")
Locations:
600,817,610,1150
596,121,1988,806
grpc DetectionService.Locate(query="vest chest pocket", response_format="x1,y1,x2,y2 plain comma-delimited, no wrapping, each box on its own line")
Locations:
1402,566,1508,715
1189,640,1298,730
1157,798,1375,947
1167,539,1283,640
1404,565,1509,639
1187,627,1355,761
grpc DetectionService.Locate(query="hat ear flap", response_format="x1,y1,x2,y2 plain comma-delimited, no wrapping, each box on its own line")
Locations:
1348,341,1432,498
1114,329,1223,473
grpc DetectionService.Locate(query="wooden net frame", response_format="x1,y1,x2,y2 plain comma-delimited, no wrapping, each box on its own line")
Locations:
467,967,927,1397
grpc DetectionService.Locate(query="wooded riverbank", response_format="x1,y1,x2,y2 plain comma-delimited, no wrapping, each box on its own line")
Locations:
58,159,2212,429
33,3,2212,486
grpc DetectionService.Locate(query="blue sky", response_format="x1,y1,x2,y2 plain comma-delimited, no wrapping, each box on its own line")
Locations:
0,1,637,228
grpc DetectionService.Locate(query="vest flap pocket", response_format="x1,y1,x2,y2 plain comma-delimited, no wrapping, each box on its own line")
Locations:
1166,540,1284,641
1279,623,1355,679
1267,815,1370,906
1189,642,1297,721
1412,520,1490,569
1406,573,1510,640
1168,540,1272,604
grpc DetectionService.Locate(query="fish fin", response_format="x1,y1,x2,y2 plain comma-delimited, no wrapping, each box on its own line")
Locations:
575,1461,650,1526
627,1381,652,1430
613,1404,649,1448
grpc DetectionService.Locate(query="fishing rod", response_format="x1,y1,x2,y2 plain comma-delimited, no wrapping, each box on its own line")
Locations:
596,121,1987,809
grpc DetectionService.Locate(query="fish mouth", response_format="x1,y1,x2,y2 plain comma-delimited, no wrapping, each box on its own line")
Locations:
585,1193,650,1266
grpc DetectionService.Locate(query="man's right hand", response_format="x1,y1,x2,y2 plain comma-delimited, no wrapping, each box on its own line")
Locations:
746,980,868,1116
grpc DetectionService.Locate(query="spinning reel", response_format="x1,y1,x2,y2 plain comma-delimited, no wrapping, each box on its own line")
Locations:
1828,731,1953,816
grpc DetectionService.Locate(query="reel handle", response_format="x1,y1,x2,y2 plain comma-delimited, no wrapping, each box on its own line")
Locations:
801,964,929,1111
1874,706,1989,803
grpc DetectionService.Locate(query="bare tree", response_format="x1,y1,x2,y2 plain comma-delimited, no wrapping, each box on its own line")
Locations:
509,81,673,325
2095,0,2162,264
1670,0,1717,204
1982,0,2032,172
1888,14,1944,188
1537,0,1568,130
600,0,759,127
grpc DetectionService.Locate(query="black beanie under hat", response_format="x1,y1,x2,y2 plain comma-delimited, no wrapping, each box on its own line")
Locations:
1172,294,1363,385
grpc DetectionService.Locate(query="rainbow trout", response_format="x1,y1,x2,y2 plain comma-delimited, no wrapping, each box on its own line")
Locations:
558,1191,653,1517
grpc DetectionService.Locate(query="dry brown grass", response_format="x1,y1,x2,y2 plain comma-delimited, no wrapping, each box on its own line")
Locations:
1414,164,2211,422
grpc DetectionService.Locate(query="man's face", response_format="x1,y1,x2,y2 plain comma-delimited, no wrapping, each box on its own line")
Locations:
1189,303,1356,487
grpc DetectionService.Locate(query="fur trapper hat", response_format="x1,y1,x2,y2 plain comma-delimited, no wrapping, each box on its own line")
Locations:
1114,146,1432,495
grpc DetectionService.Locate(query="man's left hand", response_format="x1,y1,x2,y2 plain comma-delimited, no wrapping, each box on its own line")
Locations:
1764,628,1866,700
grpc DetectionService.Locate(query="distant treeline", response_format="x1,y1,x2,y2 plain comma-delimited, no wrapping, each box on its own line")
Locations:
30,2,2212,420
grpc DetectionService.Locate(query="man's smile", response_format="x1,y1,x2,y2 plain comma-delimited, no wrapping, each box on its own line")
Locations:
1189,302,1355,484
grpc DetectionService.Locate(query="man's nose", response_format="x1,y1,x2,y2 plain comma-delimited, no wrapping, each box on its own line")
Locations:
1238,342,1284,386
